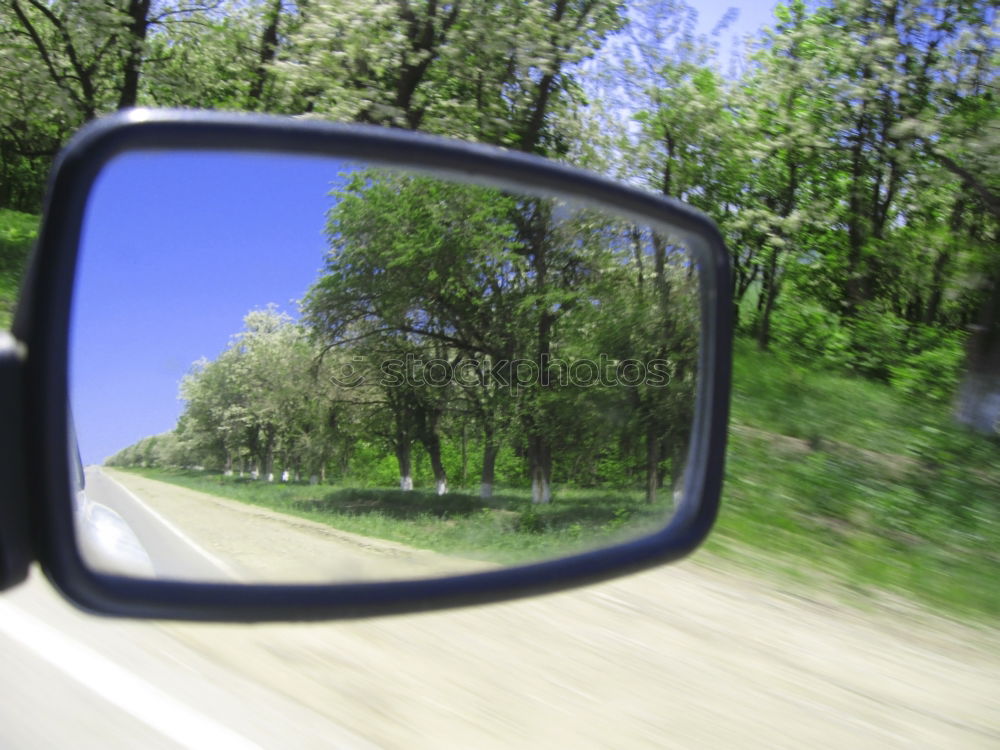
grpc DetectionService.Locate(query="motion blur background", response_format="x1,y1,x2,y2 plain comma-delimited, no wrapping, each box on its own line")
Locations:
0,0,997,746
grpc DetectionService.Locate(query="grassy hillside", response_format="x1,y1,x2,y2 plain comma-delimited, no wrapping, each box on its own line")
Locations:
126,336,1000,620
0,209,39,329
712,338,999,619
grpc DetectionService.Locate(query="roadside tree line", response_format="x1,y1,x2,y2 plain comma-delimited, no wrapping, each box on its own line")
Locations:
108,172,700,503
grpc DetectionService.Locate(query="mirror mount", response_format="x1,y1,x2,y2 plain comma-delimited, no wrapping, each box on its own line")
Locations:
0,331,31,590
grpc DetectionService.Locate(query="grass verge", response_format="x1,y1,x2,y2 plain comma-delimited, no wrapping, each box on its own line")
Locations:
711,338,1000,621
117,467,670,566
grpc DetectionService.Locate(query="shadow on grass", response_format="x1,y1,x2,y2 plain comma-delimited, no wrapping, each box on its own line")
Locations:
152,469,670,530
293,488,486,520
291,486,670,531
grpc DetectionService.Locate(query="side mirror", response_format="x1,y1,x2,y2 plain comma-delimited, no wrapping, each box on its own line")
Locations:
10,109,731,621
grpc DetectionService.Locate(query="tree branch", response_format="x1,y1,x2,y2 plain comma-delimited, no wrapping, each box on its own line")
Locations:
9,0,82,111
926,144,1000,224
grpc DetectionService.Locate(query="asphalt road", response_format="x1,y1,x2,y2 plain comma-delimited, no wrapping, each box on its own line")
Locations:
0,470,997,748
81,467,234,581
87,467,490,583
0,572,380,749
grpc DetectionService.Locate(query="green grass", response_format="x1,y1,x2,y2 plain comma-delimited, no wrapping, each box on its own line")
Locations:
0,209,39,329
121,335,1000,621
713,337,1000,620
118,467,671,566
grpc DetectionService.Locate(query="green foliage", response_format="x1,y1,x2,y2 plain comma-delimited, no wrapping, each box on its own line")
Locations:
845,304,909,380
888,330,967,403
770,297,970,403
589,0,996,412
770,299,852,369
2,0,996,408
123,333,1000,617
0,209,39,328
336,441,401,488
109,175,700,507
605,506,632,532
515,506,545,534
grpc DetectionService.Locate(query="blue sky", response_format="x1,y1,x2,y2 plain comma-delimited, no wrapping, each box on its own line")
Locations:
692,0,779,74
69,2,780,466
70,151,347,464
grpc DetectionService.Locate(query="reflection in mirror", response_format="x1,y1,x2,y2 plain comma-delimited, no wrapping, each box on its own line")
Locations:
70,151,701,584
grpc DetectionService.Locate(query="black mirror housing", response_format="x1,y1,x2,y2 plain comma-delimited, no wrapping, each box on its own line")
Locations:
12,109,732,621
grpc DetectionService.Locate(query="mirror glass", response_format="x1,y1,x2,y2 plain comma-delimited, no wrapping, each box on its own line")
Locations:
69,151,702,583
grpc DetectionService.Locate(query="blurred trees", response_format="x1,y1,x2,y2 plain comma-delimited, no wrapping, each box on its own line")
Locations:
2,0,624,313
0,208,36,326
590,0,997,429
3,0,997,440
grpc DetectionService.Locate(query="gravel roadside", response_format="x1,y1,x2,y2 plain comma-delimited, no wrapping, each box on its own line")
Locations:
99,469,1000,748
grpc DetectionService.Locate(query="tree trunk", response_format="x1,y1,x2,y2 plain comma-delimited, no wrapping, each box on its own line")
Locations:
423,433,448,496
118,0,151,110
460,422,468,488
955,271,1000,434
392,0,460,129
247,0,282,107
528,434,552,504
530,467,551,505
481,440,499,499
645,421,659,504
668,435,687,490
756,253,780,351
395,441,413,491
845,106,872,316
265,446,275,482
924,196,965,325
922,248,951,326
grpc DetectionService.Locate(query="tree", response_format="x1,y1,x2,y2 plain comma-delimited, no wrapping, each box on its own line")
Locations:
303,165,702,502
304,171,526,495
588,227,699,501
143,0,296,111
277,0,623,150
0,0,237,211
179,306,332,480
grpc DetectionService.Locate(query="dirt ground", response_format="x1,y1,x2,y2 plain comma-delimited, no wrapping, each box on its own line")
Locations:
107,469,1000,749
